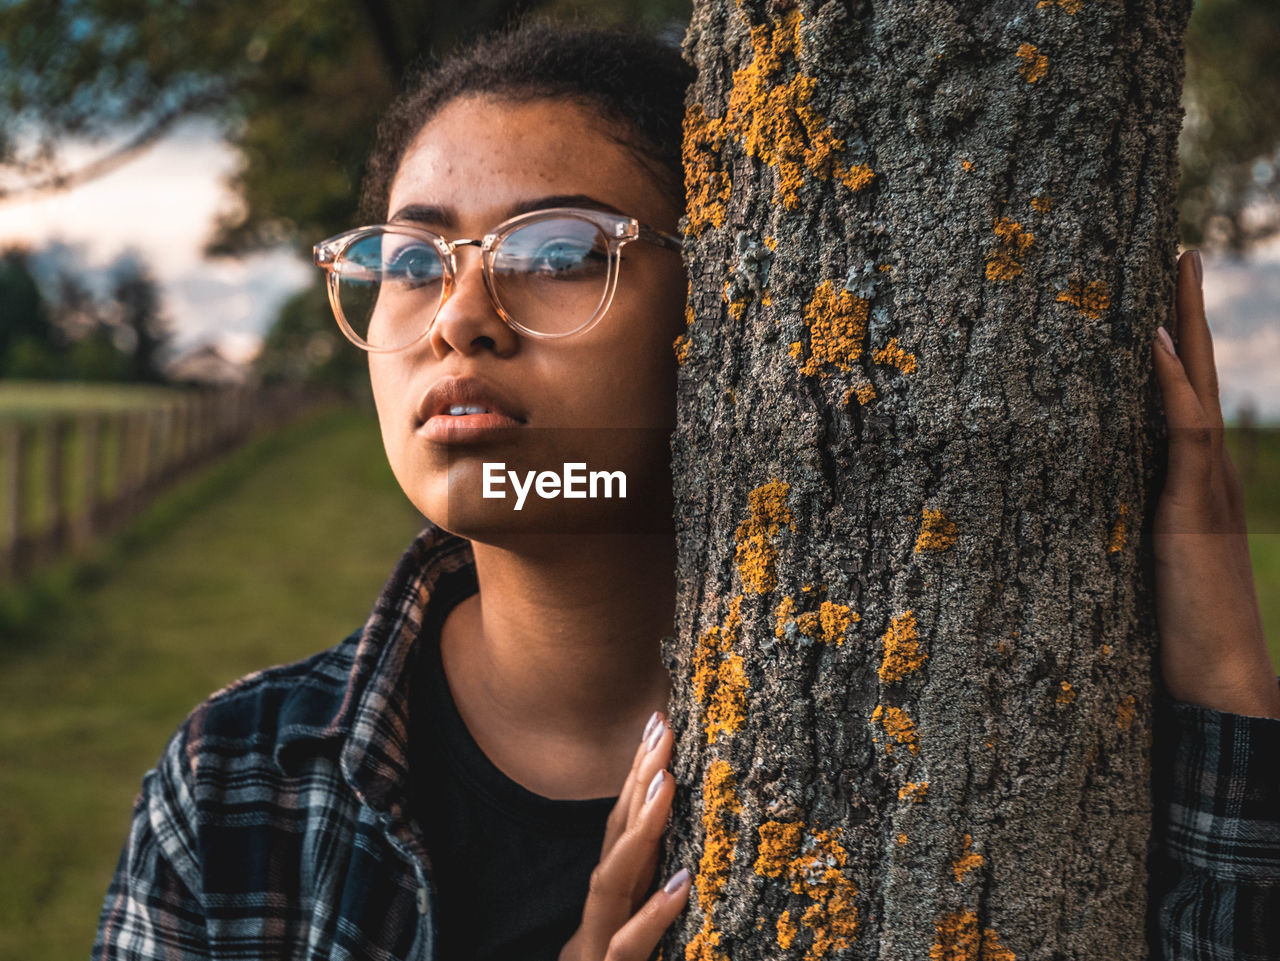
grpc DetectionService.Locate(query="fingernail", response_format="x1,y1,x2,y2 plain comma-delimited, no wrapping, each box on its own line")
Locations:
1156,325,1176,357
646,769,665,803
1191,249,1203,287
645,719,666,752
642,711,661,744
663,867,690,894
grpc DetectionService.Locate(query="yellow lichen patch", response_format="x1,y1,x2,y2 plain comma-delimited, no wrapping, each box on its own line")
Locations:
899,780,929,802
693,596,748,744
844,382,877,406
683,103,732,237
961,158,974,171
734,478,795,593
1117,694,1136,731
674,333,691,366
915,508,958,552
897,833,909,845
776,595,860,646
871,704,920,755
686,760,742,961
1099,644,1111,657
1107,503,1128,553
952,833,984,882
1057,276,1111,320
1038,0,1083,11
985,217,1035,281
719,9,875,209
1030,195,1053,213
1056,681,1077,705
879,611,928,682
1016,42,1048,83
777,910,798,950
872,336,917,374
930,910,1016,961
723,280,749,321
753,820,859,959
793,280,870,378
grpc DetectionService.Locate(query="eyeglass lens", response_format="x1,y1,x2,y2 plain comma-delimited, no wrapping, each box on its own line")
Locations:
333,217,612,349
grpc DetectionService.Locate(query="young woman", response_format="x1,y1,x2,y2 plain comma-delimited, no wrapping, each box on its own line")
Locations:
94,19,1280,961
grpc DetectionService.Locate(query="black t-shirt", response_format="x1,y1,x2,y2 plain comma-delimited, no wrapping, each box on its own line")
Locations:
407,573,617,961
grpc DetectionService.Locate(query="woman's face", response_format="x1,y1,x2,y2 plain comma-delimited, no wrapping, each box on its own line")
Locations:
371,94,688,542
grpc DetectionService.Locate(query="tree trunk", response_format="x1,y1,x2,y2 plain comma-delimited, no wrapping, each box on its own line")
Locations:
661,2,1190,959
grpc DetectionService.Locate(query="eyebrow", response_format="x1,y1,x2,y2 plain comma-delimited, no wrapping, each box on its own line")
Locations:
387,194,628,229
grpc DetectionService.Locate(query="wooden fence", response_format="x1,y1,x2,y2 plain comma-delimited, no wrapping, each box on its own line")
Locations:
1,385,319,582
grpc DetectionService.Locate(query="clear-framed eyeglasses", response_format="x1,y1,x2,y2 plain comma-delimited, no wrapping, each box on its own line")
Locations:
313,206,685,352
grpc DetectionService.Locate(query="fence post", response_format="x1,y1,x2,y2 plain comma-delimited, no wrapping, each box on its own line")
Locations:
2,422,26,580
77,413,102,548
42,417,69,562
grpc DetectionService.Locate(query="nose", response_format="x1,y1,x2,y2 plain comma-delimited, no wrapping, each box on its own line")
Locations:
426,242,519,357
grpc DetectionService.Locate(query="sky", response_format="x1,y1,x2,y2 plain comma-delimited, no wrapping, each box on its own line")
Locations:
0,119,1277,420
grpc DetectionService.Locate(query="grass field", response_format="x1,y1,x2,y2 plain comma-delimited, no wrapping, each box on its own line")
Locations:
0,402,1276,959
0,403,423,960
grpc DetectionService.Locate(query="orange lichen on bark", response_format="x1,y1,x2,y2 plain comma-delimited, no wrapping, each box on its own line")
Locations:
792,280,870,378
1016,43,1048,83
915,508,958,552
931,910,1017,961
775,595,859,646
717,9,875,209
1117,694,1136,730
871,704,920,755
777,910,799,949
899,780,929,802
879,611,928,682
985,217,1035,281
754,820,859,958
1038,0,1083,11
872,336,917,374
897,833,909,845
1108,503,1128,553
723,280,749,321
952,834,984,882
674,333,691,366
693,595,748,744
683,103,731,237
686,761,742,961
1057,276,1111,320
1030,195,1053,213
734,478,795,593
844,382,877,406
961,158,974,171
1056,681,1077,705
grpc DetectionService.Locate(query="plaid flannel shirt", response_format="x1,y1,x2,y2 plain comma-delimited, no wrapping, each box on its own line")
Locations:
93,523,1280,960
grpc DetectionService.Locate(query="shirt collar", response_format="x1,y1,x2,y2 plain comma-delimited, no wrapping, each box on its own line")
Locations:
274,522,476,813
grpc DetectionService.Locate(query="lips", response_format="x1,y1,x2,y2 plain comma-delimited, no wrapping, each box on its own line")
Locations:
415,376,527,427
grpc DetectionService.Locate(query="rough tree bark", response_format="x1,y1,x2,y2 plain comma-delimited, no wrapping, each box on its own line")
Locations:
659,1,1191,959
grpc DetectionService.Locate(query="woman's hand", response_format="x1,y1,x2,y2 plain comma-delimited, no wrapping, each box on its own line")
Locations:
558,712,691,961
1151,250,1280,719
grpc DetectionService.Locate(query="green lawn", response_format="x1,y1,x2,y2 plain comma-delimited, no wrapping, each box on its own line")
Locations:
0,404,423,960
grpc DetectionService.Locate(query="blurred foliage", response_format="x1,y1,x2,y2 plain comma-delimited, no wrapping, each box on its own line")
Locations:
253,278,370,398
0,244,170,382
0,0,691,256
1180,0,1280,252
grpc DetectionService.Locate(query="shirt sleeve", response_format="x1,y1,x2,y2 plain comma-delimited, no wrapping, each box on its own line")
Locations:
1148,678,1280,961
92,719,210,960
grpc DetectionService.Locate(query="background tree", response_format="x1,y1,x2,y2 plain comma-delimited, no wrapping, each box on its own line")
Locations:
0,0,691,254
106,251,171,383
253,279,370,397
660,1,1188,958
0,247,61,377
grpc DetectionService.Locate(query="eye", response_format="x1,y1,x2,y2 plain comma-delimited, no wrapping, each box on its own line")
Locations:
528,236,607,276
385,241,443,286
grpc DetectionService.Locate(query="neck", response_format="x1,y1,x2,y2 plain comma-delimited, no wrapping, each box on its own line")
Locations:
438,531,676,798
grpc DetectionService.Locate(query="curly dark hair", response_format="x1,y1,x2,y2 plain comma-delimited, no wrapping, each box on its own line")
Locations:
358,18,695,224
